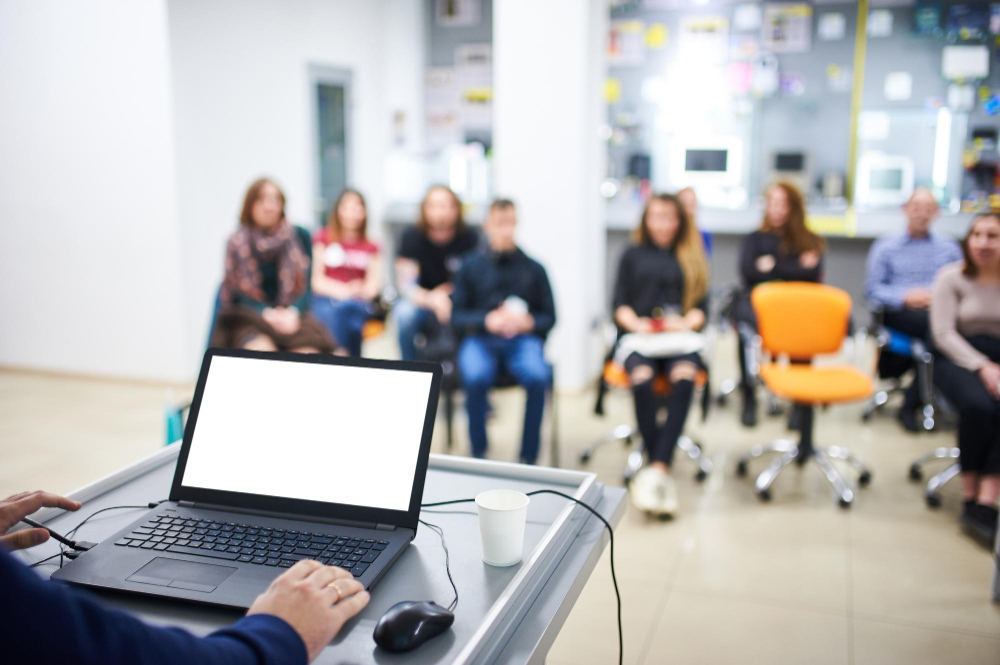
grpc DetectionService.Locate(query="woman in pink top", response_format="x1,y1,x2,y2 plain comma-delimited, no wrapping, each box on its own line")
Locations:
930,213,1000,546
311,189,381,356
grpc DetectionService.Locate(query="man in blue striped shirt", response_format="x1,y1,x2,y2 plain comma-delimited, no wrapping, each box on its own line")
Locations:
865,188,962,431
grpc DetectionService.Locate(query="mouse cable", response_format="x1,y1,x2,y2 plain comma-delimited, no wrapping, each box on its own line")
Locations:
421,489,622,665
418,519,459,612
26,500,168,568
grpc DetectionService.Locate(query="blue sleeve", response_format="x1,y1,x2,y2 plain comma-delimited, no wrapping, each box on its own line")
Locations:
1,550,307,665
865,238,905,309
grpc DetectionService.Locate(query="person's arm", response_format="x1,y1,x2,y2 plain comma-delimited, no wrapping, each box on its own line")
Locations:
739,234,770,286
529,264,556,336
773,251,822,282
450,262,489,334
2,550,307,665
931,269,991,371
360,253,382,302
865,240,905,309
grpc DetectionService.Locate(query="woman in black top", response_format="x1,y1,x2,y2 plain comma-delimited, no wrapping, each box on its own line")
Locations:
736,181,825,426
614,193,710,517
395,185,479,360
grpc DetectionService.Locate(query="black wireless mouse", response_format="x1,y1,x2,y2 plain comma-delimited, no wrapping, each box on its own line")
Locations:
372,600,455,652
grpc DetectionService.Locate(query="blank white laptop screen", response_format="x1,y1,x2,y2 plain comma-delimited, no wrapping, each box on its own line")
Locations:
181,356,434,512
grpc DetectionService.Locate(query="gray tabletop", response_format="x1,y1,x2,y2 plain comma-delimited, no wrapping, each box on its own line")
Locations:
17,450,626,664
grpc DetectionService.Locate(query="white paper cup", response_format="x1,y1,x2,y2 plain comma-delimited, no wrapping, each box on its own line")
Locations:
476,489,530,567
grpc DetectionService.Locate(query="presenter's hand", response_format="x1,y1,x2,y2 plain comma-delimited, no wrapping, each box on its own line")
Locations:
0,490,81,551
248,560,369,663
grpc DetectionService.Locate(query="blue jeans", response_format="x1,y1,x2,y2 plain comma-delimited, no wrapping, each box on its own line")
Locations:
395,298,433,361
458,334,550,463
311,296,369,357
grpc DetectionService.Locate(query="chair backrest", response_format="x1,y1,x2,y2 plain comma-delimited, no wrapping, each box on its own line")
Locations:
751,282,851,360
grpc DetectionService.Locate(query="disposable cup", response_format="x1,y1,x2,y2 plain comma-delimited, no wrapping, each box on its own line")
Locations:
475,489,530,567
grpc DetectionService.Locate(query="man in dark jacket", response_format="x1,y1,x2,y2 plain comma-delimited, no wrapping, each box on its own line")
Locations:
451,199,556,464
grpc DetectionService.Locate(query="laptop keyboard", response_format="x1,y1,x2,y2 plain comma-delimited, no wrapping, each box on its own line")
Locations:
114,515,388,577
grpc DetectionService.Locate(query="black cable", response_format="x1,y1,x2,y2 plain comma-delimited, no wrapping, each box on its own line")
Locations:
28,552,63,568
29,502,165,568
420,489,623,665
63,505,149,542
418,519,459,612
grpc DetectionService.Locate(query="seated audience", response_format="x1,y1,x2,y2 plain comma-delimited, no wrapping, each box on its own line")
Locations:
212,179,336,354
310,189,381,357
1,489,369,664
451,199,555,464
614,193,710,517
930,213,1000,545
677,186,712,256
736,181,825,427
395,185,479,361
865,188,961,431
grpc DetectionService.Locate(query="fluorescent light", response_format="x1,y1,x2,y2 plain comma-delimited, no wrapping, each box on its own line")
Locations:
932,107,951,190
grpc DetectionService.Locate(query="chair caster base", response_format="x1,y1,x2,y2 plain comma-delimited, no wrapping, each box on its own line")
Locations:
758,489,772,502
838,498,852,509
926,494,942,508
579,451,592,464
695,470,708,482
908,465,922,481
736,461,748,477
859,471,872,487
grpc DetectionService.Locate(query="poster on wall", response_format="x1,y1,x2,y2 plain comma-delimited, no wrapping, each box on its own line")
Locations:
679,16,730,65
868,10,894,37
818,13,846,41
946,3,990,41
455,44,492,131
436,0,479,27
608,20,645,66
762,3,813,54
913,3,943,36
425,68,462,150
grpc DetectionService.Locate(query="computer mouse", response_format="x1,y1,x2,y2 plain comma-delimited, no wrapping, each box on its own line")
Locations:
372,600,455,652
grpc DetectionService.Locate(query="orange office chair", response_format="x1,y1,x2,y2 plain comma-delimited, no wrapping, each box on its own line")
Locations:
735,283,874,508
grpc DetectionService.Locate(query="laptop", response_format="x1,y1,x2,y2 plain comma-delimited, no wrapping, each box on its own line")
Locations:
54,348,442,609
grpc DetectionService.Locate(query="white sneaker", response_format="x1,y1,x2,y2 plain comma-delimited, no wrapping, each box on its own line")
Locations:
653,470,678,518
629,468,659,513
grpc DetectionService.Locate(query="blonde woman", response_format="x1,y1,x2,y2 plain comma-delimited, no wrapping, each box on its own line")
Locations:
613,193,710,517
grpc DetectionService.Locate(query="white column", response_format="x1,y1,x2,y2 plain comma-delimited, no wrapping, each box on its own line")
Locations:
492,0,607,391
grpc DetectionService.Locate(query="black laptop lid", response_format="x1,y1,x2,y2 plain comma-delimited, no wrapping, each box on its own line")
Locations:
169,349,442,532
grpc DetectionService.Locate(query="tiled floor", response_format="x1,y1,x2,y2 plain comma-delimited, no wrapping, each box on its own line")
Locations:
2,332,998,664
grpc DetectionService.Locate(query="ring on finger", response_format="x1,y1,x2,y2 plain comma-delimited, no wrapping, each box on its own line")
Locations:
327,580,343,603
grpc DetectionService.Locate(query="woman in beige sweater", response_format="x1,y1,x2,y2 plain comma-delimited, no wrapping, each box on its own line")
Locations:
931,213,1000,545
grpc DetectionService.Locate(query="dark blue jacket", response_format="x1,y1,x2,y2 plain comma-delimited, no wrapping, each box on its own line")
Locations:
1,548,306,665
451,247,556,339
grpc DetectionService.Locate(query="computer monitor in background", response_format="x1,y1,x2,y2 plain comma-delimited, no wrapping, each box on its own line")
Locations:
673,137,743,187
768,151,811,195
855,153,915,208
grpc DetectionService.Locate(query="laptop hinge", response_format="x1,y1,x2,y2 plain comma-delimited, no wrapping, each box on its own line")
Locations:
176,501,384,530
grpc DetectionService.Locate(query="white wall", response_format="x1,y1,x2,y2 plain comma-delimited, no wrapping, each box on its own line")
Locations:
493,0,607,390
0,0,188,381
167,0,421,370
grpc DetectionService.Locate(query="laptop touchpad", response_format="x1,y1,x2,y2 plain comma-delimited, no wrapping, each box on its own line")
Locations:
127,557,237,593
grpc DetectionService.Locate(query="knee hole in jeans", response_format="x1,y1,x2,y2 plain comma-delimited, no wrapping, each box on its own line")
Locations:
669,363,698,383
630,366,654,385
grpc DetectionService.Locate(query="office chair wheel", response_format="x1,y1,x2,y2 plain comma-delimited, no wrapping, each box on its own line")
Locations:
838,498,852,509
908,465,923,482
716,393,728,407
736,461,748,477
695,470,708,482
858,471,872,487
926,494,942,509
580,451,592,464
758,489,771,502
861,409,874,422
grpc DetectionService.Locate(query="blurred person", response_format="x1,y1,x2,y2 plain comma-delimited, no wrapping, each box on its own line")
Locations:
865,188,961,431
451,199,556,464
1,490,369,664
311,189,381,357
736,182,826,427
394,185,479,361
930,214,1000,545
613,193,710,517
212,179,336,354
677,186,713,257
